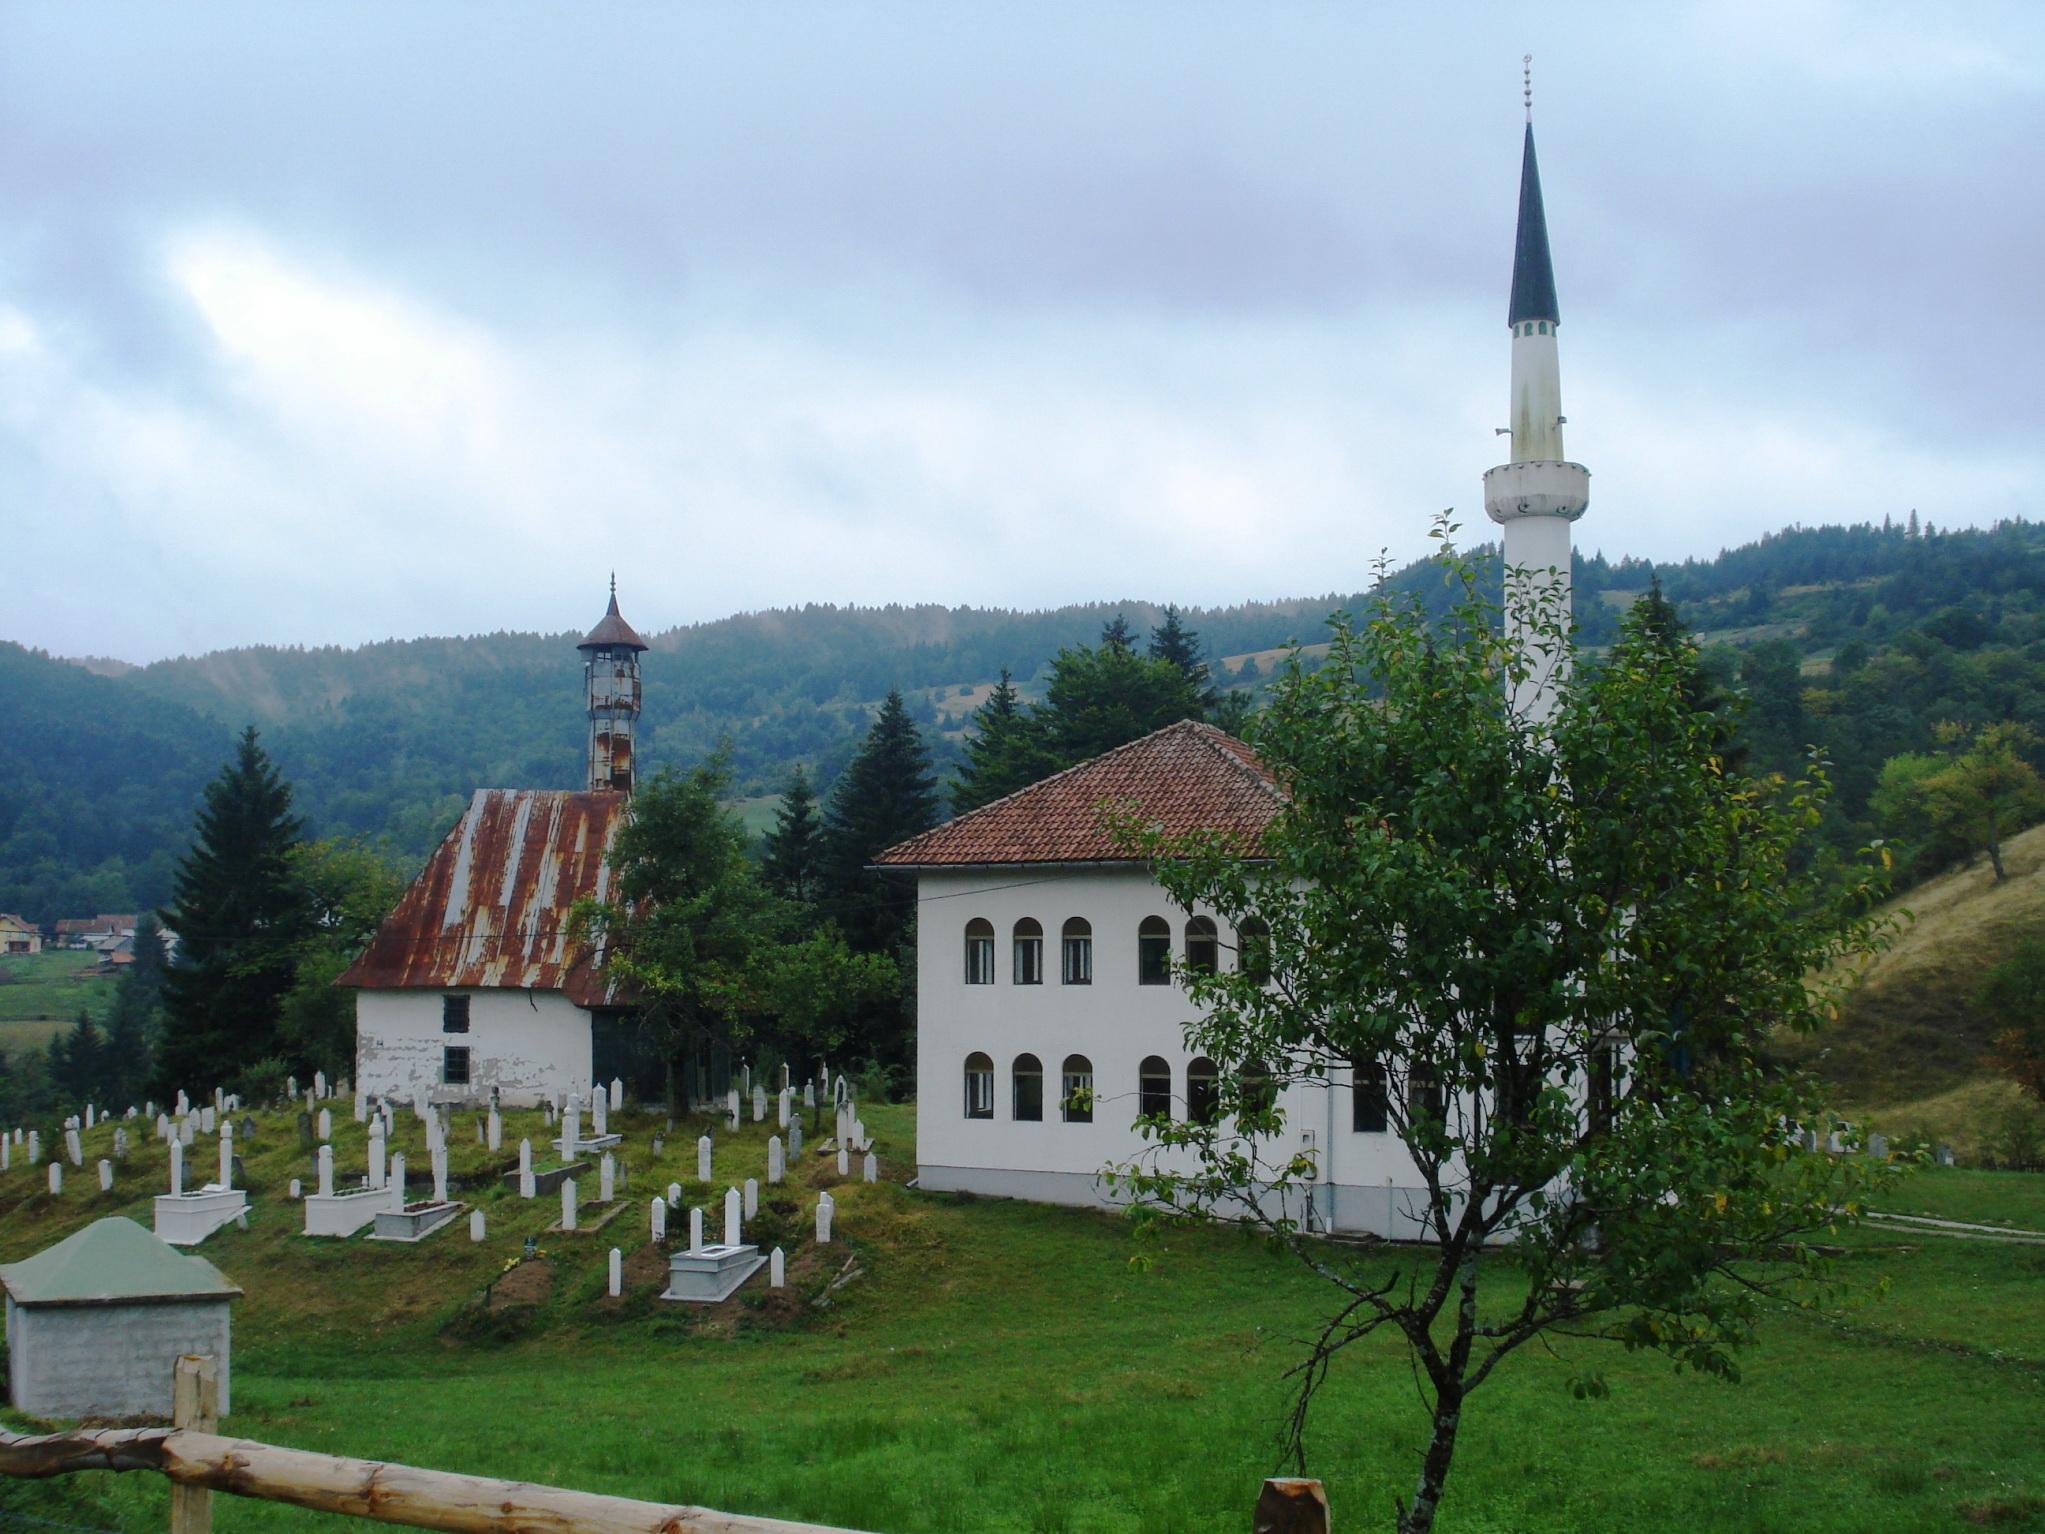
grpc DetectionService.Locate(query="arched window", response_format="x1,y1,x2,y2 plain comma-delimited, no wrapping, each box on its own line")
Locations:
1241,1061,1278,1120
1061,918,1092,985
1013,1053,1044,1122
1238,916,1271,984
1351,1058,1389,1133
1185,916,1218,976
1137,916,1171,985
1138,1056,1172,1120
963,1052,994,1119
1061,1054,1094,1123
1187,1057,1220,1126
964,919,994,985
1012,918,1043,985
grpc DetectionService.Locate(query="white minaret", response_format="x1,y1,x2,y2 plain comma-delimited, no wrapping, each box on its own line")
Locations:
1483,62,1590,724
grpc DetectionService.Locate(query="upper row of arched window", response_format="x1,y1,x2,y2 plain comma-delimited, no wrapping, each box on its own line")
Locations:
963,916,1269,986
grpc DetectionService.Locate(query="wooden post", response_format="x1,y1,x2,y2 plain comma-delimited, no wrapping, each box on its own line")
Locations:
169,1356,217,1534
1254,1477,1328,1534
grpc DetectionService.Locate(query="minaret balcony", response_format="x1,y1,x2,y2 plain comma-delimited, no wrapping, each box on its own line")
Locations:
1483,460,1590,524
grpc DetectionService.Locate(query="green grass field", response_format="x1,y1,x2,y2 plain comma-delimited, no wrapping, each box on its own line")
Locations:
2,1101,2042,1534
0,949,113,1063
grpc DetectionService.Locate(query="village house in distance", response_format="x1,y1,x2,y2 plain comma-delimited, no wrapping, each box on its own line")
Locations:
877,113,1589,1239
338,582,651,1107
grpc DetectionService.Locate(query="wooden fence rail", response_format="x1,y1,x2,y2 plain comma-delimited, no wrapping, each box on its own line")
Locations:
0,1357,1330,1534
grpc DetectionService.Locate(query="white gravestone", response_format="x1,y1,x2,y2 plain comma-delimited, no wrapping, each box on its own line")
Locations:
609,1077,623,1114
666,1181,681,1208
28,1131,41,1164
470,1209,486,1242
66,1128,83,1167
744,1178,758,1219
518,1139,535,1199
114,1128,128,1160
48,1163,61,1196
169,1140,184,1197
317,1108,331,1141
1,1136,8,1172
778,1089,791,1129
289,1177,301,1199
218,1124,234,1190
836,1146,849,1177
723,1187,741,1247
592,1092,607,1138
432,1146,449,1204
768,1137,784,1184
288,1076,297,1099
651,1197,667,1241
688,1207,703,1253
564,1106,581,1157
697,1135,712,1183
354,1094,368,1123
770,1246,785,1288
752,1085,766,1123
790,1119,802,1158
815,1193,833,1244
179,1118,194,1147
863,1152,877,1183
608,1247,623,1297
368,1124,387,1191
486,1109,501,1152
804,1081,816,1109
201,1106,215,1134
726,1092,739,1132
599,1153,615,1203
98,1159,112,1192
315,1071,327,1100
561,1177,578,1231
389,1153,406,1213
318,1144,334,1197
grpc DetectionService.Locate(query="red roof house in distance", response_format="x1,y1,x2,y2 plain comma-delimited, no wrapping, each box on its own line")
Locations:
337,587,649,1108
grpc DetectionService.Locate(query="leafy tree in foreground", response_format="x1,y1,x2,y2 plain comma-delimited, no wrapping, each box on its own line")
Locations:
583,757,897,1112
1917,722,2045,882
158,727,311,1099
761,764,824,903
1111,535,1896,1534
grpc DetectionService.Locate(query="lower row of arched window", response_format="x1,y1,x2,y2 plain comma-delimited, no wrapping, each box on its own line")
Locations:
961,1052,1464,1132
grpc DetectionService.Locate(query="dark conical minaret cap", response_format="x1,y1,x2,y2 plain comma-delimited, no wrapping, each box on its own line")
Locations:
578,573,649,652
1507,67,1560,328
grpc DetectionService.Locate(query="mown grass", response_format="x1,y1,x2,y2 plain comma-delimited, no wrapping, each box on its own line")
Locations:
2,1101,2042,1534
0,948,114,1032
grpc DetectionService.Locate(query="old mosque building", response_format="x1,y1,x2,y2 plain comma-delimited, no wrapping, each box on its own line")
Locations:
344,110,1590,1237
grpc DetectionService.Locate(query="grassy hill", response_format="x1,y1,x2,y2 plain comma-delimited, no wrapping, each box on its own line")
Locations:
1777,822,2045,1161
2,1095,2043,1533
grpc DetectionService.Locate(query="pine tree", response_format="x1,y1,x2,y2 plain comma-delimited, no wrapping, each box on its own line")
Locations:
1148,606,1218,710
822,692,938,958
950,670,1051,816
1037,640,1205,766
761,764,824,904
1099,614,1138,655
55,1007,107,1105
157,727,310,1099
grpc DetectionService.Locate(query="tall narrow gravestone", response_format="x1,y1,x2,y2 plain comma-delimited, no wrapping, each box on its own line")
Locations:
608,1248,622,1298
48,1163,61,1196
697,1135,712,1183
790,1118,803,1158
318,1145,334,1197
518,1139,535,1199
599,1153,615,1204
609,1078,624,1114
771,1247,785,1289
768,1137,784,1185
389,1154,406,1213
470,1209,486,1242
816,1192,834,1244
723,1187,741,1247
688,1207,703,1253
561,1178,578,1232
486,1109,501,1152
651,1197,666,1241
98,1160,112,1192
316,1109,331,1141
744,1178,758,1219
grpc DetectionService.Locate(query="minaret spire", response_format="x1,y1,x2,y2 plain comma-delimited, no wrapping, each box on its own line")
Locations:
1483,75,1590,724
578,580,649,793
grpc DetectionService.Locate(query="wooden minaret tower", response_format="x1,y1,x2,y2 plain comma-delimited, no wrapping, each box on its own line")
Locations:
578,575,649,794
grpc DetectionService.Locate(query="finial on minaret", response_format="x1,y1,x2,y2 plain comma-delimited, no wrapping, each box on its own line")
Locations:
609,569,617,603
1523,55,1533,122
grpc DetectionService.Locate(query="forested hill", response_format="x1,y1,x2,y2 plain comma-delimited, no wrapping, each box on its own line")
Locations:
5,515,2044,923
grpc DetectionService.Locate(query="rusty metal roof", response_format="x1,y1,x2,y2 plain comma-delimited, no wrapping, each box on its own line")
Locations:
578,587,649,653
336,789,627,1006
876,720,1283,868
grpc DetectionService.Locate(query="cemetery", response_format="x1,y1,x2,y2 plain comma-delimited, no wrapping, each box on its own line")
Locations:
0,1076,2037,1534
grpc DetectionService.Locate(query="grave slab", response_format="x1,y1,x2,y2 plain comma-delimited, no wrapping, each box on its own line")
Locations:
660,1242,765,1304
153,1188,249,1247
369,1200,465,1244
303,1187,388,1238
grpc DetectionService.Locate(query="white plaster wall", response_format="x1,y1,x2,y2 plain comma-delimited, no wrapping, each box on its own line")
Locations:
5,1296,232,1419
354,989,590,1109
913,867,1429,1233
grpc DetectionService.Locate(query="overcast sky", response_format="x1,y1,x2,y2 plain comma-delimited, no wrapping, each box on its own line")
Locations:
2,3,2040,663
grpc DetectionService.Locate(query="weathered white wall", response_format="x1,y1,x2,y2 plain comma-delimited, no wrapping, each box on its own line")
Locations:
5,1295,232,1419
913,867,1432,1236
354,989,590,1108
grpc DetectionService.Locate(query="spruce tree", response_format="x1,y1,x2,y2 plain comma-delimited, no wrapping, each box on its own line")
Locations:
950,670,1051,816
1037,640,1205,767
1099,613,1138,655
55,1007,107,1105
822,691,938,958
158,727,309,1098
1148,606,1218,710
761,764,824,904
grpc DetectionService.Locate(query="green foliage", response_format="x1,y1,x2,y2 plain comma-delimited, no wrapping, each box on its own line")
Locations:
1111,528,1898,1534
1977,937,2045,1106
760,764,824,902
157,728,312,1099
1148,605,1219,710
822,691,938,957
277,838,408,1083
950,670,1050,816
582,756,898,1106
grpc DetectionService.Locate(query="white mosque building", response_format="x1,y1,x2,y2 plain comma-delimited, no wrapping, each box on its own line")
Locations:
880,112,1589,1237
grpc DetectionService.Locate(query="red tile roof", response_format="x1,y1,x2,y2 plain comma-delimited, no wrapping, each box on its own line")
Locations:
336,789,627,1006
877,720,1282,868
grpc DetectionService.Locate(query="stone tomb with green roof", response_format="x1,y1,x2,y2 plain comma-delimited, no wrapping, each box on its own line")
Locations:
1,1216,241,1419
